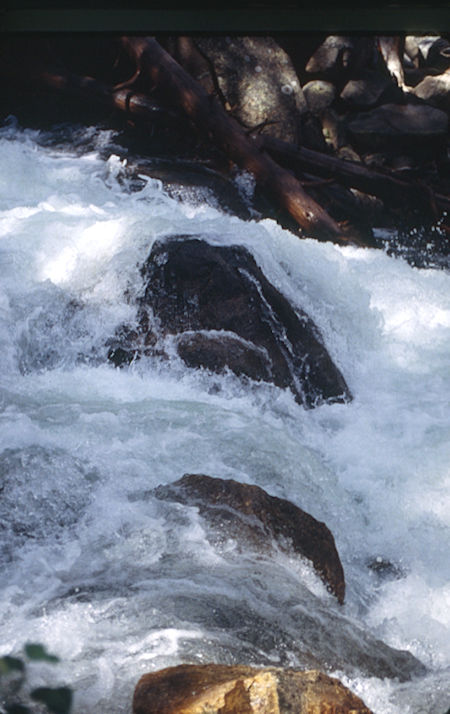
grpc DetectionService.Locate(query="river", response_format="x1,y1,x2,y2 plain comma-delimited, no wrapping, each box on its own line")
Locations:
0,119,449,713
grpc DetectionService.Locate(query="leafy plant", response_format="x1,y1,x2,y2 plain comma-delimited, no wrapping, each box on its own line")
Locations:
0,644,72,714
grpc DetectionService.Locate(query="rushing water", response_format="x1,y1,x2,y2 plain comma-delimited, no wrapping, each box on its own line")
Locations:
0,119,449,713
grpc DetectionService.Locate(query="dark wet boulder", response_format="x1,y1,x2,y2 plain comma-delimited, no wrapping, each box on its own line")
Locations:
137,236,351,408
176,332,273,383
129,159,253,219
154,473,346,604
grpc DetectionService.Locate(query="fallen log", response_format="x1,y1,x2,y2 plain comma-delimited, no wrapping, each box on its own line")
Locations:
261,134,450,221
120,36,347,243
0,55,179,126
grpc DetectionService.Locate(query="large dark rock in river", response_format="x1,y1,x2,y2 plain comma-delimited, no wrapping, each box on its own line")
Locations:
134,236,351,408
154,474,346,604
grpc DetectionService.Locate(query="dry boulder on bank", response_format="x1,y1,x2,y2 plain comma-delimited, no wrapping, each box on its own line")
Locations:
133,664,373,714
183,36,309,145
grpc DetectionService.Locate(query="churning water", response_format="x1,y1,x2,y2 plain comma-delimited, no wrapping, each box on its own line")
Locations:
0,120,449,713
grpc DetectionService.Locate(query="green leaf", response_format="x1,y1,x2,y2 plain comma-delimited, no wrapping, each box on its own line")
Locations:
30,686,72,714
24,644,59,664
0,656,25,675
5,704,31,714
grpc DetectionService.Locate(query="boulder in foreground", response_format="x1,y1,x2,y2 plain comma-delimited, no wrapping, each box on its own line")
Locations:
154,474,345,604
133,664,373,714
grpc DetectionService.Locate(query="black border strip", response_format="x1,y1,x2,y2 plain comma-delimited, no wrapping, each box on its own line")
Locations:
2,7,450,33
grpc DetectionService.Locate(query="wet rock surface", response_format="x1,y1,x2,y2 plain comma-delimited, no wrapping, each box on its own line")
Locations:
133,664,374,714
132,236,351,408
128,158,254,219
154,473,346,604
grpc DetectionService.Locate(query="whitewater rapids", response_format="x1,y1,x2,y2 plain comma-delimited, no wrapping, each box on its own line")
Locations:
0,120,449,713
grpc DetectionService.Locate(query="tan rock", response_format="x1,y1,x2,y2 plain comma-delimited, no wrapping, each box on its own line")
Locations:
133,664,373,714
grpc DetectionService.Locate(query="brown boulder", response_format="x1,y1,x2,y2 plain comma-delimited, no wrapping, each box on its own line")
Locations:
153,474,345,604
133,664,373,714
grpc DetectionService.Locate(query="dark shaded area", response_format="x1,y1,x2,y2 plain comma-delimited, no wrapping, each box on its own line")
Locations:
2,0,450,35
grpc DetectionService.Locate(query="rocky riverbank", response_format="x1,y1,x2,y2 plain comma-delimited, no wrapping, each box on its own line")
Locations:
2,33,450,261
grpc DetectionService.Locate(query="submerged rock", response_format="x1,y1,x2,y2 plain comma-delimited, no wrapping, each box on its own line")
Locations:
153,474,346,604
133,664,373,714
134,236,351,408
130,159,254,219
